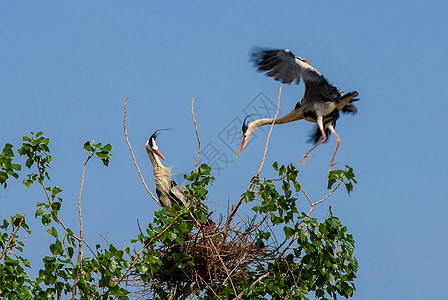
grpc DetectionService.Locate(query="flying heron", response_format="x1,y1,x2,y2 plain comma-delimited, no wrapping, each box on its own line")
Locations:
236,48,359,170
145,129,192,208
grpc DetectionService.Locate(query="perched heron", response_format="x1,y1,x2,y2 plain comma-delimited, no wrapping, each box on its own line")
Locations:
145,130,191,208
236,48,359,170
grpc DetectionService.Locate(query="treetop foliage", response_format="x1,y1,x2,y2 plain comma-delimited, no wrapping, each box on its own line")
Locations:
0,131,358,299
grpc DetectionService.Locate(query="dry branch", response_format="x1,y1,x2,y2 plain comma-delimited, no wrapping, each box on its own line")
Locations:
72,145,94,299
191,97,201,172
226,84,282,229
123,97,161,206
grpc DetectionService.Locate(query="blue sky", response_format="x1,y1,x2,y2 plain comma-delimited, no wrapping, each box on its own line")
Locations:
1,1,447,298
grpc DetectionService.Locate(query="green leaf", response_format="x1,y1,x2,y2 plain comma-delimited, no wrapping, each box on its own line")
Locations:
244,191,255,203
46,227,58,238
35,208,45,217
298,228,308,242
68,247,74,259
22,179,33,187
49,240,63,256
137,264,149,274
11,163,22,171
96,152,108,159
25,158,34,169
100,144,112,152
284,226,295,239
199,163,211,174
83,141,94,152
51,186,63,195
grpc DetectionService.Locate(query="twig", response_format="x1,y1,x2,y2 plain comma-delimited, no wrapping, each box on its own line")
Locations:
72,148,94,300
194,271,222,300
280,179,345,257
234,272,270,300
34,157,96,257
191,97,201,172
0,213,26,261
256,84,282,177
123,97,161,206
334,240,339,258
208,236,238,296
313,180,343,206
226,84,282,229
300,184,313,206
95,213,183,299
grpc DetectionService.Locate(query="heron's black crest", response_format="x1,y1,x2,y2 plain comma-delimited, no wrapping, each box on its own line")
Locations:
242,115,253,134
149,128,173,147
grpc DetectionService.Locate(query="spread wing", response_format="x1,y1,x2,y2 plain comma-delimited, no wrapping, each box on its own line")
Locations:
250,48,341,103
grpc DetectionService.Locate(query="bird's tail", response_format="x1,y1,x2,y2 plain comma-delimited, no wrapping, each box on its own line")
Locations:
308,121,335,144
339,91,360,114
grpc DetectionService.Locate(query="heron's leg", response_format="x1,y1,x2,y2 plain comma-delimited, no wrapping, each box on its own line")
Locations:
326,123,341,171
298,116,326,166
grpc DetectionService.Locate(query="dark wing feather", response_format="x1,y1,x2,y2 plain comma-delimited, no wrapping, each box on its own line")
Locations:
169,182,192,207
250,48,341,103
341,104,357,113
250,48,324,85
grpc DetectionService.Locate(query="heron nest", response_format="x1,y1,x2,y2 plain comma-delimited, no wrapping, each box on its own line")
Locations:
125,212,278,299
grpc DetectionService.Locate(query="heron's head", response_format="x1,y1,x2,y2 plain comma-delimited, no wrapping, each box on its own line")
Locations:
145,129,170,162
236,116,256,158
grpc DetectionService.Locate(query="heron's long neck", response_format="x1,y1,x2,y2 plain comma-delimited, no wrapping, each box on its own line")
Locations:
147,152,172,187
252,107,303,129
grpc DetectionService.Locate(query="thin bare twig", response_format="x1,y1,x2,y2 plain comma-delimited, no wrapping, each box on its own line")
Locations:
123,97,161,206
194,271,222,300
234,272,270,300
0,213,26,261
191,97,201,172
226,84,282,229
34,158,96,257
72,146,94,300
256,84,282,177
300,184,313,206
313,180,343,206
208,237,237,296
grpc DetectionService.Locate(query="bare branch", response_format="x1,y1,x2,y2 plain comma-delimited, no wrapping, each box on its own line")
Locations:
314,180,343,206
226,84,282,229
123,97,161,206
33,157,96,257
299,183,313,206
72,146,94,300
191,97,201,172
234,272,270,300
256,84,282,177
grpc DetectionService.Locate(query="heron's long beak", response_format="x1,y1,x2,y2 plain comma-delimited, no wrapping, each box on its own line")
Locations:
236,139,246,158
154,149,166,161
